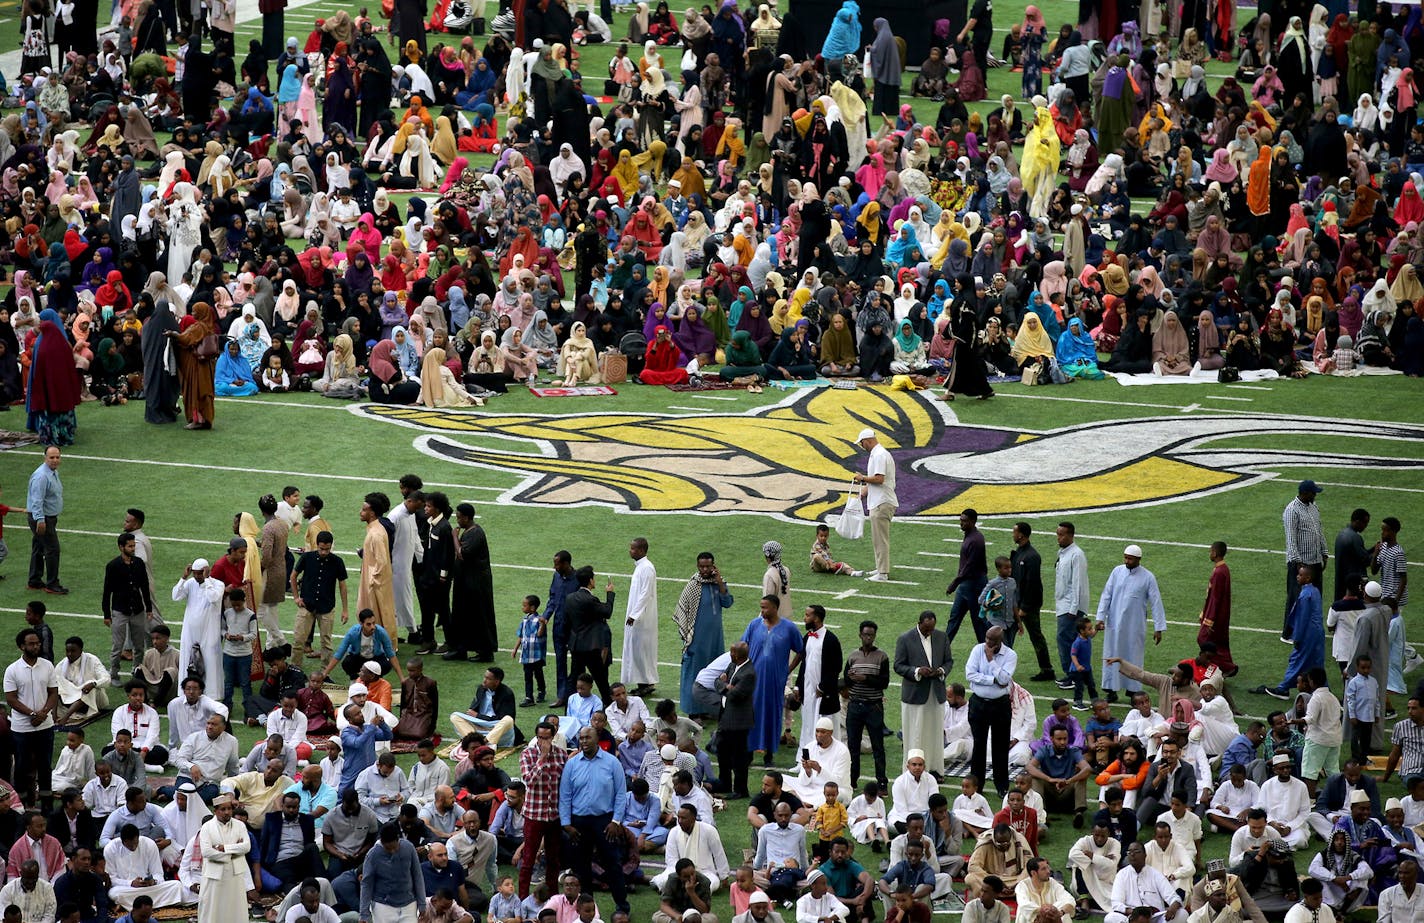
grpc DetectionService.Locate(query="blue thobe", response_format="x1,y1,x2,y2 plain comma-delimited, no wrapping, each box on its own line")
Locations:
1278,585,1324,690
680,583,734,714
1096,564,1166,692
741,615,803,755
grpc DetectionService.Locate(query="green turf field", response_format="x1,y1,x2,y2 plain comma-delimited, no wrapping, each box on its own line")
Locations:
2,371,1424,916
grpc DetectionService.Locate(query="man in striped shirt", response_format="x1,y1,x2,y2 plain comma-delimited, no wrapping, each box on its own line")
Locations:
1282,481,1328,642
1372,517,1409,614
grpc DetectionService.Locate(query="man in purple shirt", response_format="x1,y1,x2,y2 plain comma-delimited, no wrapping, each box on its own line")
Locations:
945,509,989,669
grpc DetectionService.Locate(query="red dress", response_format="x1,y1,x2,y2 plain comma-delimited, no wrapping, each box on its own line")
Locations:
1197,561,1236,674
639,334,688,385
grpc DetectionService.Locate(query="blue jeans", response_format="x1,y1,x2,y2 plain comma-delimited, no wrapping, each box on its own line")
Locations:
1057,613,1081,675
223,652,252,718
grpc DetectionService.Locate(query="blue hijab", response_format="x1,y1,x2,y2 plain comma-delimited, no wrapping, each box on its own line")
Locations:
391,326,420,377
1028,290,1062,341
1055,316,1097,364
44,243,69,283
277,64,301,104
448,287,470,329
215,340,254,385
885,226,920,266
927,279,949,322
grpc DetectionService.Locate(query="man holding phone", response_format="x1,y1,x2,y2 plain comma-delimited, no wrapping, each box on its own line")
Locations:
893,612,953,777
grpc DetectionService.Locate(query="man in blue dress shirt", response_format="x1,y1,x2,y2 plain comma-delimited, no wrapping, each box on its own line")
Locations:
967,626,1019,798
559,726,629,914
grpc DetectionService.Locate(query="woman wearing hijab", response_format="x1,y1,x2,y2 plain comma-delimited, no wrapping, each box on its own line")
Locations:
1056,316,1105,378
1151,311,1192,375
558,322,601,386
170,302,217,429
419,347,482,407
214,338,259,396
1011,311,1057,381
25,310,81,446
138,300,180,423
867,18,901,117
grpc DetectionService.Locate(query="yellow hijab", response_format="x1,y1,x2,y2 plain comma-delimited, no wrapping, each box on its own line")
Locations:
431,116,457,165
632,139,667,179
1011,313,1055,361
611,150,640,200
237,511,265,603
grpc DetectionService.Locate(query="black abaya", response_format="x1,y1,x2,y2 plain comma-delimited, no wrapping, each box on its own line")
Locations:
948,301,994,396
140,301,180,423
453,522,497,658
182,41,216,120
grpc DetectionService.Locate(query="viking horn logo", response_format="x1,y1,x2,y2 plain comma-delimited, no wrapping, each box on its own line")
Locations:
350,390,1424,522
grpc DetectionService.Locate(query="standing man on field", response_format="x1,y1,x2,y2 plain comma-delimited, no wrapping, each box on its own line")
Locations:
1283,480,1327,642
852,429,897,583
27,446,65,594
621,538,658,698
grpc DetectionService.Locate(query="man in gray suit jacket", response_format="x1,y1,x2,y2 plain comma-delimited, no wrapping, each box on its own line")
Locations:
894,611,953,776
714,641,758,799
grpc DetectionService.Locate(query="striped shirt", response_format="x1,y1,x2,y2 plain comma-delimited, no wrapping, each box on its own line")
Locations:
1393,717,1424,780
1284,498,1327,564
1378,542,1409,607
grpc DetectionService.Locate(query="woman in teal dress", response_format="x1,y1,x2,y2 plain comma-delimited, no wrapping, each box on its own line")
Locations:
214,338,260,396
1056,316,1106,378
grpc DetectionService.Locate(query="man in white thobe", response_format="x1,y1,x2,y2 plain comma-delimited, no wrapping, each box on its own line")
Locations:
621,538,659,693
162,785,203,859
172,558,225,698
1378,859,1424,923
652,804,730,892
1015,857,1078,923
1068,824,1122,911
786,718,852,807
389,495,422,637
944,684,972,762
797,871,850,923
1253,754,1312,849
1097,545,1167,698
1107,844,1188,923
53,638,110,725
198,795,253,923
104,825,193,909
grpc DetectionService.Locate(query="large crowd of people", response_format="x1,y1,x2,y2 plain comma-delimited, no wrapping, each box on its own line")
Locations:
0,434,1419,923
0,0,1423,918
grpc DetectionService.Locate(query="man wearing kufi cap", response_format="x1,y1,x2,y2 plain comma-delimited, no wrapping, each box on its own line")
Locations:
785,717,851,807
730,891,781,923
1348,581,1391,752
1095,544,1166,703
197,791,253,923
796,869,849,923
172,556,226,696
1257,753,1311,849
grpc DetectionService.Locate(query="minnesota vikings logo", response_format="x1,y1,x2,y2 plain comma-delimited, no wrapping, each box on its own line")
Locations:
350,389,1424,522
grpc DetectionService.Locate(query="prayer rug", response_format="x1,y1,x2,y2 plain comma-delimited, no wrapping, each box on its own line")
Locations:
529,385,618,397
0,429,40,450
665,379,740,391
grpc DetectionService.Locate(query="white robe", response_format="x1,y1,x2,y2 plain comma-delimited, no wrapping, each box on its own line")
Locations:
389,505,421,634
173,576,225,695
621,556,659,686
55,652,110,713
104,837,193,909
1097,565,1167,692
52,743,97,795
1068,835,1121,910
197,816,253,923
166,197,205,286
786,738,851,807
1254,776,1312,848
799,631,826,751
848,794,888,843
944,700,972,761
1196,695,1239,756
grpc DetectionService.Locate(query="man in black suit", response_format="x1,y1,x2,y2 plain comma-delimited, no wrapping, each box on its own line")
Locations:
417,492,456,658
259,792,320,889
893,610,953,778
714,641,757,799
565,565,617,702
49,787,99,853
793,605,843,751
1011,522,1056,682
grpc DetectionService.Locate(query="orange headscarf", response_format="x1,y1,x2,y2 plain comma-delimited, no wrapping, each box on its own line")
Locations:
1246,147,1273,217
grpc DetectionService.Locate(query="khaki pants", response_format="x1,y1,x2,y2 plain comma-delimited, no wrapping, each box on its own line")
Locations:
258,602,286,647
869,502,894,577
451,711,516,748
1033,777,1089,813
294,607,336,658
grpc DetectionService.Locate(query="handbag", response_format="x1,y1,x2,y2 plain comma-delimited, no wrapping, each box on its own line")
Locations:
600,349,627,384
1218,366,1242,383
861,51,873,80
835,484,865,540
193,332,221,361
1021,364,1040,386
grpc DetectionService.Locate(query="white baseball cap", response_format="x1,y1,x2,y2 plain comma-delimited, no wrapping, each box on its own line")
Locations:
856,428,876,442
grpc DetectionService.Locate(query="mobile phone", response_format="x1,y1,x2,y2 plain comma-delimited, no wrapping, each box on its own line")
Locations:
802,748,811,761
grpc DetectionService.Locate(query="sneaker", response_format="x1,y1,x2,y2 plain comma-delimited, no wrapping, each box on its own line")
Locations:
1073,809,1086,828
1280,636,1295,644
1055,677,1075,689
849,569,864,577
867,573,889,582
45,584,69,595
1072,701,1089,711
519,698,536,707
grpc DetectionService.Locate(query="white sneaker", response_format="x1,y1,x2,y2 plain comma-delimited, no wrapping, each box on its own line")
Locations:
849,569,864,577
867,573,889,582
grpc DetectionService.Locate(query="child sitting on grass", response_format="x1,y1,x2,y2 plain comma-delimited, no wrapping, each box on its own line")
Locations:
811,522,861,576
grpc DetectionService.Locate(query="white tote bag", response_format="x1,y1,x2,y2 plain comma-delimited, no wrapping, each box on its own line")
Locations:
835,484,866,540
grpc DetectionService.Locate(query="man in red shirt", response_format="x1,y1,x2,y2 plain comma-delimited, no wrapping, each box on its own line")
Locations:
517,720,567,898
209,538,250,604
